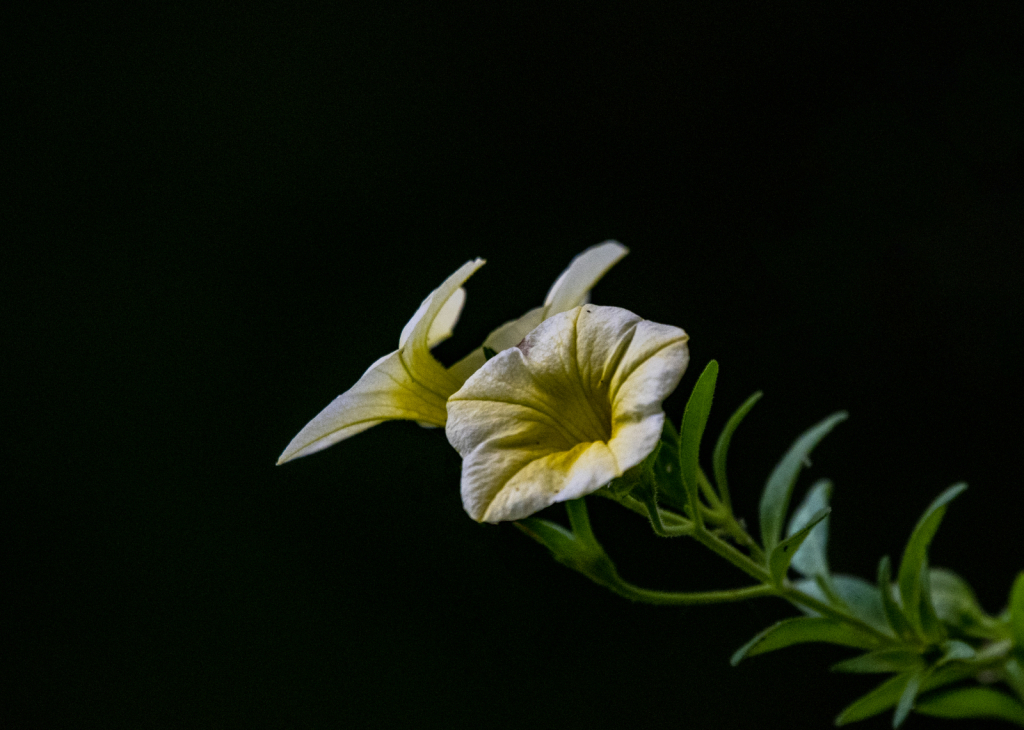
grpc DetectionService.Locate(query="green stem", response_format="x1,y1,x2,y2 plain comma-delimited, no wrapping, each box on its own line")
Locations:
692,528,772,584
566,497,599,546
607,580,778,606
697,468,723,511
600,491,694,536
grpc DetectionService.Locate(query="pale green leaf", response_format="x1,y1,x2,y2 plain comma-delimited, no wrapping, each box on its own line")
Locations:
769,507,830,586
787,479,833,578
894,668,927,728
929,567,994,639
759,411,847,552
794,574,891,635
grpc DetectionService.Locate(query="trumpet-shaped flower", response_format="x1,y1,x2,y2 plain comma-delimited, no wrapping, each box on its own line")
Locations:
446,305,690,523
277,242,629,465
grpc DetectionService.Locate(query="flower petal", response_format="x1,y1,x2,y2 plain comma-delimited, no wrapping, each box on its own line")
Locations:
542,241,628,318
277,350,449,464
446,306,545,383
447,242,627,385
399,286,468,350
403,259,485,397
278,258,486,464
447,305,688,522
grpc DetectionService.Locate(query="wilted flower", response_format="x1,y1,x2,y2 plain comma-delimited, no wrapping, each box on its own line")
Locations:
446,305,689,522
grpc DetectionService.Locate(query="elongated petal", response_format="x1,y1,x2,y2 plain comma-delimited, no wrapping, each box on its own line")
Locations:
447,305,689,522
277,350,449,464
449,242,627,385
404,259,485,397
543,241,628,317
446,306,545,384
400,287,467,349
278,258,486,464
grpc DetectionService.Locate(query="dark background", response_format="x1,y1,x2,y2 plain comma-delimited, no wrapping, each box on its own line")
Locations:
9,3,1024,728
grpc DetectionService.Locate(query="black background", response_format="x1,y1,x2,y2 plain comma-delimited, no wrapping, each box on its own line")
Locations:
10,3,1024,728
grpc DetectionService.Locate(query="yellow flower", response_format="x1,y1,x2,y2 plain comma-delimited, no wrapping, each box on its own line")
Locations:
446,305,690,523
277,242,628,464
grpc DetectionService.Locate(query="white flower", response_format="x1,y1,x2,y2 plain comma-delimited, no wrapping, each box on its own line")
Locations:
446,305,690,523
277,242,629,465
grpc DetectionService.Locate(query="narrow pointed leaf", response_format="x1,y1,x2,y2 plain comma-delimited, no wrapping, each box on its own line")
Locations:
832,649,926,674
894,667,927,728
759,411,847,552
836,673,911,726
769,507,831,585
897,483,967,637
787,479,833,578
679,360,718,521
930,567,994,639
916,687,1024,726
878,556,916,641
712,390,762,510
794,574,891,635
918,559,946,642
835,663,976,725
731,617,877,666
1010,572,1024,648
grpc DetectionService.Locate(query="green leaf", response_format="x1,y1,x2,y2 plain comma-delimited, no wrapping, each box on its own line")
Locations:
759,411,847,552
482,346,498,360
894,667,928,728
712,390,762,509
794,574,891,635
518,503,615,586
918,560,945,643
1005,658,1024,703
786,479,833,579
731,617,877,666
897,483,967,639
832,649,925,674
516,517,591,569
937,640,976,664
878,556,916,641
836,673,912,725
930,567,994,639
678,360,718,523
652,419,686,510
1010,572,1024,649
916,687,1024,726
835,663,976,725
769,507,831,586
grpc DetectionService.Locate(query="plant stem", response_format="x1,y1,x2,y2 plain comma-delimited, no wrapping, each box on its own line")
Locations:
692,528,772,584
607,580,778,606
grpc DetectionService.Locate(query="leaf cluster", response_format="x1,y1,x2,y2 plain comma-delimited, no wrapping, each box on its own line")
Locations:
518,361,1024,726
